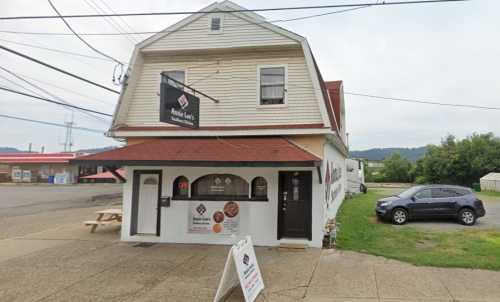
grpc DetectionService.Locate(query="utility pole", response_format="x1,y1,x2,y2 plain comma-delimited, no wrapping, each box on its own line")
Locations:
62,113,74,152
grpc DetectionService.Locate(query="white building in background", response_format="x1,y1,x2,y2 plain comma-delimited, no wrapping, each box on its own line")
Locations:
480,173,500,192
73,1,348,248
346,158,365,194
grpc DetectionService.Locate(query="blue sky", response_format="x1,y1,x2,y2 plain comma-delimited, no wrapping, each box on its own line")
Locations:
0,0,498,151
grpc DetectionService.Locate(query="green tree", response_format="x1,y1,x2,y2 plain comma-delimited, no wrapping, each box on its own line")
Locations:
415,133,500,186
381,152,414,183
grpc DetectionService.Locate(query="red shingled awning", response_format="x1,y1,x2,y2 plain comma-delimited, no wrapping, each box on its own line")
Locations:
71,137,321,167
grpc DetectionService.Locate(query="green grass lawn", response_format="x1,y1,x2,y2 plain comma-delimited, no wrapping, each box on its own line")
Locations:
336,190,500,270
478,191,500,198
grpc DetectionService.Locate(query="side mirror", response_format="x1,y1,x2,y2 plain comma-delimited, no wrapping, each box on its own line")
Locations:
411,196,416,202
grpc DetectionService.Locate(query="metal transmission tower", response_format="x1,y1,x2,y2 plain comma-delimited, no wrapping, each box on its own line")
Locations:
62,114,75,152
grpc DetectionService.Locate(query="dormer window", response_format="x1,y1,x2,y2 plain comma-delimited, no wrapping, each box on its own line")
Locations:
209,15,223,33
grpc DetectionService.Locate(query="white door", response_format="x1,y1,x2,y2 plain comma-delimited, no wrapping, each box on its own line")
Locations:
137,174,159,234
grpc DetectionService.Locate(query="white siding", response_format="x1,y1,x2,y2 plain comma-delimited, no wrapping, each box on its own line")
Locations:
124,49,323,126
322,142,347,226
143,13,298,52
121,166,324,247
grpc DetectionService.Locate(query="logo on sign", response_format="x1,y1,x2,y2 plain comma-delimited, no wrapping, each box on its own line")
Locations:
243,254,250,266
178,94,189,109
196,203,207,215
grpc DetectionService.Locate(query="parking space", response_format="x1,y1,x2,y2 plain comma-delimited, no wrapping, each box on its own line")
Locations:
376,187,500,230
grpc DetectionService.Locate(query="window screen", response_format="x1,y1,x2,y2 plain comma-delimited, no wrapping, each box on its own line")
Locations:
260,67,285,105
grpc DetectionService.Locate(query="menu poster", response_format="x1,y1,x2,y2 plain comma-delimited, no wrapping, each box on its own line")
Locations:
188,201,240,235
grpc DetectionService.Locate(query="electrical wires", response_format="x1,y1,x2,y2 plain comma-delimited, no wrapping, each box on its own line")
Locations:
47,0,125,85
0,1,467,21
0,113,105,133
0,86,113,116
0,44,120,94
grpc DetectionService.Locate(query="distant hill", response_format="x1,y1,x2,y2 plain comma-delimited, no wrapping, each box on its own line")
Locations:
350,147,427,162
0,146,117,154
0,147,24,153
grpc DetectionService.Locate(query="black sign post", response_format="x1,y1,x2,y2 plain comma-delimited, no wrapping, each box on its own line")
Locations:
160,80,200,129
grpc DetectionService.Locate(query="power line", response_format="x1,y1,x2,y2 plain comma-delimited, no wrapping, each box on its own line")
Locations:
82,0,137,45
0,37,121,62
47,0,123,65
0,86,113,116
0,113,105,133
345,92,500,111
0,1,467,20
4,70,116,105
184,63,500,112
0,65,110,123
0,5,373,36
0,44,120,94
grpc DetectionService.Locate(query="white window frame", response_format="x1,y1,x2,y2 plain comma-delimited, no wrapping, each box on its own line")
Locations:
208,14,224,34
159,69,187,91
256,64,288,108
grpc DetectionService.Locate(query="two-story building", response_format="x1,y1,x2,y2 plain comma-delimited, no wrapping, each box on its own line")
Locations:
73,1,348,248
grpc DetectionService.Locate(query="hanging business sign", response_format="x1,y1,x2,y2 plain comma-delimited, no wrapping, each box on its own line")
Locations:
160,81,200,129
214,236,265,302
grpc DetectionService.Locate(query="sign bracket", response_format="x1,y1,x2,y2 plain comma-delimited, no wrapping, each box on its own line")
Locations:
161,73,220,103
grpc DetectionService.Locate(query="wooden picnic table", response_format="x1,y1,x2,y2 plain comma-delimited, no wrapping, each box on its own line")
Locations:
84,208,122,233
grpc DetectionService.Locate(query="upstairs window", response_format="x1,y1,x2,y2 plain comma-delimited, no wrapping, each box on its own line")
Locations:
209,15,223,33
259,66,286,105
162,70,185,90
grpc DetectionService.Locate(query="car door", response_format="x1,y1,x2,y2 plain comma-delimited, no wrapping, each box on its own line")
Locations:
431,188,460,216
409,189,433,218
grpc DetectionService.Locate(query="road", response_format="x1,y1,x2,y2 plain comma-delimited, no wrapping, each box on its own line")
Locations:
0,184,122,218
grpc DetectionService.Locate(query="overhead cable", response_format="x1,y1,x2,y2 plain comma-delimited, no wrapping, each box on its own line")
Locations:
0,1,467,21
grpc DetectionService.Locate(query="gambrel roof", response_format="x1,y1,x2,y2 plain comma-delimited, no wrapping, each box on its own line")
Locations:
110,0,345,151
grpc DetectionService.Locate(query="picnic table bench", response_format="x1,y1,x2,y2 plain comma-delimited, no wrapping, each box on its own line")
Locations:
84,208,122,233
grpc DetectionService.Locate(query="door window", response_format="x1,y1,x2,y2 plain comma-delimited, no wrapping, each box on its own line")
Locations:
415,189,432,199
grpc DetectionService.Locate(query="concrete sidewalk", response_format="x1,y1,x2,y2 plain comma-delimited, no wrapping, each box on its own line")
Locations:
0,208,499,301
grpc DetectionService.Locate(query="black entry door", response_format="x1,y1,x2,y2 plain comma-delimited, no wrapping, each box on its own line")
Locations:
278,171,312,240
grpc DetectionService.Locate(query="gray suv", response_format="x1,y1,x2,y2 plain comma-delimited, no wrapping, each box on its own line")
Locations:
375,185,486,226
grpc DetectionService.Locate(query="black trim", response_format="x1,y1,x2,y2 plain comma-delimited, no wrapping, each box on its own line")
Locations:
171,196,268,202
277,171,313,241
71,159,321,168
130,170,162,237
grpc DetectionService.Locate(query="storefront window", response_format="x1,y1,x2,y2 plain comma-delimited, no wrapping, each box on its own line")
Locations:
191,174,249,200
173,176,189,199
251,177,268,200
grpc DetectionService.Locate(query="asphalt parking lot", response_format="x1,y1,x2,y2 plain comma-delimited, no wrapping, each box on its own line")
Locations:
0,184,122,218
1,185,500,301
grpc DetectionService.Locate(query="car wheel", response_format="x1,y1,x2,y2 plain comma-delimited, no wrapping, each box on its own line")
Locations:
392,208,408,225
458,208,476,226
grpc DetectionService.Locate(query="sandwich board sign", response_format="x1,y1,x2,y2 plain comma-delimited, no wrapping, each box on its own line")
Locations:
214,236,265,302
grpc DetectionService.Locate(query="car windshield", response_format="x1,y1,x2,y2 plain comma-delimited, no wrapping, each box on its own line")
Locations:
397,186,423,199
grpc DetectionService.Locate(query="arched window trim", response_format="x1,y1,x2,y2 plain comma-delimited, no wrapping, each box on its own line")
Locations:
190,173,251,201
172,176,189,200
251,176,268,201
